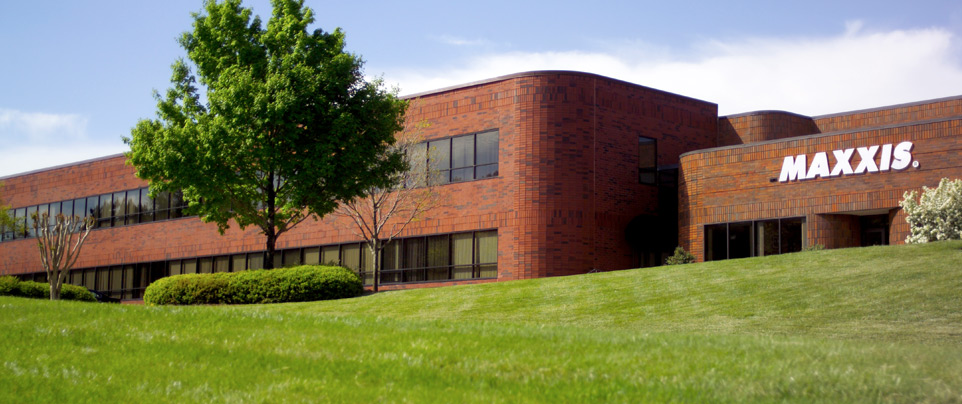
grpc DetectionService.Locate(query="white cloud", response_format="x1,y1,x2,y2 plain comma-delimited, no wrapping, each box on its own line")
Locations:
0,108,89,141
434,34,490,47
390,22,962,116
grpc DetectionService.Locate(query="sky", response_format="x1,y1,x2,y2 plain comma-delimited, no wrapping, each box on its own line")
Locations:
2,0,962,178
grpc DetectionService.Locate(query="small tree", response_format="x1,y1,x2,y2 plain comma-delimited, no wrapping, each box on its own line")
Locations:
900,178,962,243
30,212,95,300
333,120,440,292
125,0,407,268
0,183,23,239
665,246,695,265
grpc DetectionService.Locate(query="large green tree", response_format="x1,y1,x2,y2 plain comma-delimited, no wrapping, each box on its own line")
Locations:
126,0,407,268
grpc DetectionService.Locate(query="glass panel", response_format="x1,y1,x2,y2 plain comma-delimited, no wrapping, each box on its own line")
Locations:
61,200,74,220
247,254,264,270
98,194,112,228
96,268,109,291
112,191,126,227
341,244,361,271
85,196,99,223
380,241,401,283
69,269,82,286
639,137,656,185
426,235,449,280
755,220,779,257
126,190,140,225
780,218,805,254
123,265,134,299
704,224,727,261
406,143,428,188
320,246,339,266
475,164,498,180
25,206,37,237
48,202,60,222
428,138,450,185
451,168,473,183
170,191,184,219
476,131,498,165
452,233,474,279
168,260,182,276
149,262,167,283
452,135,474,169
273,253,282,269
155,191,170,220
232,254,247,272
198,257,213,274
83,268,96,290
214,256,230,272
476,231,498,278
109,266,122,298
403,237,425,282
729,222,752,259
303,247,320,265
360,244,373,285
140,188,154,223
182,259,197,274
284,249,302,267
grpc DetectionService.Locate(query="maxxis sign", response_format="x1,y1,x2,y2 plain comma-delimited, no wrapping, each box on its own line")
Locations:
778,141,920,182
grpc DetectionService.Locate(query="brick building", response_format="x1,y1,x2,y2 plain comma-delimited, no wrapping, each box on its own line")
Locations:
1,71,959,299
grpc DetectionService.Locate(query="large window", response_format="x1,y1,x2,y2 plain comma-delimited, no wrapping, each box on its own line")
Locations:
1,187,190,243
639,136,657,185
705,217,807,261
426,130,499,185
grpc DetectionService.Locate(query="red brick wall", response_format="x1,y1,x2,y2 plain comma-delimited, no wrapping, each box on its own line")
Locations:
0,71,718,287
680,113,962,260
718,111,819,146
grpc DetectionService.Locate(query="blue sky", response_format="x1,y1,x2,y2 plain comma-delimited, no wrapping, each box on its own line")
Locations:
2,0,962,177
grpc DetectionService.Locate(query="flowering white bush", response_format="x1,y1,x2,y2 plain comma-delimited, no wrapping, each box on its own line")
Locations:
900,178,962,243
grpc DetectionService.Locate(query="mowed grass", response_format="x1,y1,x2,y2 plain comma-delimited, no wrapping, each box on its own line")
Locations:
2,241,961,403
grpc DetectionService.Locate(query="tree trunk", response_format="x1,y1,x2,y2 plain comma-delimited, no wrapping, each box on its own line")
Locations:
372,239,380,292
49,279,61,300
265,230,276,269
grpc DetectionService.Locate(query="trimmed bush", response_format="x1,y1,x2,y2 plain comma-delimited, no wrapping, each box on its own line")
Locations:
143,265,363,305
665,246,696,265
0,276,96,302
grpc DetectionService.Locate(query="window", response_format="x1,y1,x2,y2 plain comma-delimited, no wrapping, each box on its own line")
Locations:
706,217,807,261
639,136,656,184
425,130,499,185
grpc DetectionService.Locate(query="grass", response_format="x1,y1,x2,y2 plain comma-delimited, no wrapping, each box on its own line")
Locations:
1,241,961,403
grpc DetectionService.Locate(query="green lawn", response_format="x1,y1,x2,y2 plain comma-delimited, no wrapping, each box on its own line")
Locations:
2,241,961,403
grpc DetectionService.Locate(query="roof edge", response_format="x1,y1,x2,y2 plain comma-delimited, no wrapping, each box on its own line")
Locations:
0,152,127,181
400,70,718,107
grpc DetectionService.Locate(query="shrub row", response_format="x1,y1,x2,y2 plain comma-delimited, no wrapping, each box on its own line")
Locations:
0,276,96,302
142,265,363,305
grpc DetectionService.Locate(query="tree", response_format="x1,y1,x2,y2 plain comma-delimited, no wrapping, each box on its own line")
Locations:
0,183,24,240
332,119,439,292
30,212,95,300
900,178,962,243
125,0,407,268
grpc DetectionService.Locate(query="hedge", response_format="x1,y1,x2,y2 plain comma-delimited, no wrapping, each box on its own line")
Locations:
0,276,96,302
142,265,363,305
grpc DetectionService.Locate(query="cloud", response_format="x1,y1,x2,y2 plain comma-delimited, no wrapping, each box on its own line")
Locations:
434,34,490,47
390,22,962,116
0,108,89,141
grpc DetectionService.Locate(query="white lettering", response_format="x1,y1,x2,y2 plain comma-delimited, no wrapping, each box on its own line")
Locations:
891,141,914,170
830,148,855,176
778,141,916,182
807,152,830,179
854,145,879,174
879,144,892,171
779,155,807,182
